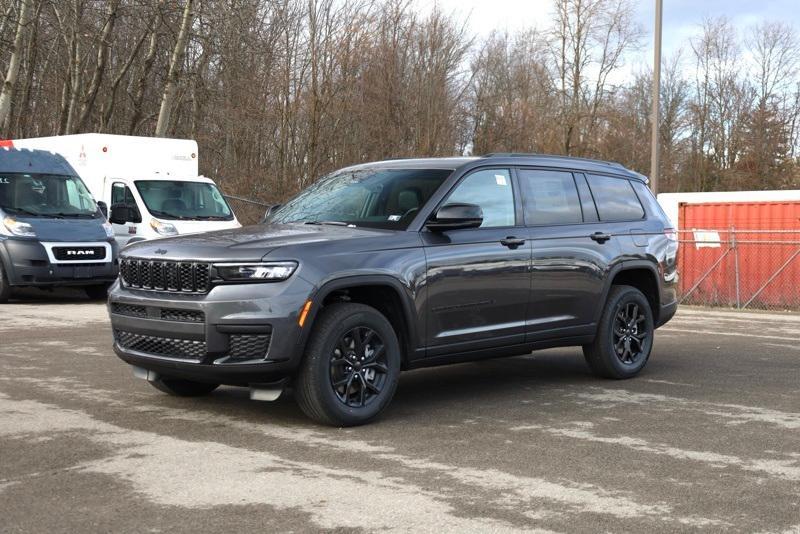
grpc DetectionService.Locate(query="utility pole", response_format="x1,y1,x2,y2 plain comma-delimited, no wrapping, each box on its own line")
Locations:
650,0,663,194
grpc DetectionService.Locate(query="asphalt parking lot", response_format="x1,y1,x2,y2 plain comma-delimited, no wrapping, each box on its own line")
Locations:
0,292,798,533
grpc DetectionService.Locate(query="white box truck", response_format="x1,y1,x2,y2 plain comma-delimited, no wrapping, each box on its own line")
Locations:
11,134,240,246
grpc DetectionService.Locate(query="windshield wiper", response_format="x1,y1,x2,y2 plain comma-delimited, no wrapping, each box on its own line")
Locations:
3,207,42,217
149,209,191,220
193,215,229,220
304,220,350,227
52,212,95,219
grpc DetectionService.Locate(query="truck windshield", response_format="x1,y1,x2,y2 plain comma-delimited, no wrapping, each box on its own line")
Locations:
269,168,453,230
0,173,99,218
135,180,234,221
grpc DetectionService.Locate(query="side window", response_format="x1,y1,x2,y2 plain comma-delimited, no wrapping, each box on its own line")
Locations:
518,169,582,225
444,169,515,228
630,180,672,226
111,182,133,205
586,174,645,221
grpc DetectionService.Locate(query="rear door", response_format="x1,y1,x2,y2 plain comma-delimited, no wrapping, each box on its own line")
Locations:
422,168,532,355
519,169,620,339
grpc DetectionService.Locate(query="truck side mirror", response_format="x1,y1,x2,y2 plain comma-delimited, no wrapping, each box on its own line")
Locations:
260,204,282,224
109,203,141,225
97,200,108,219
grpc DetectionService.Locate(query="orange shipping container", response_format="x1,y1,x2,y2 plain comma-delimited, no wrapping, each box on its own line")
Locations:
679,201,800,309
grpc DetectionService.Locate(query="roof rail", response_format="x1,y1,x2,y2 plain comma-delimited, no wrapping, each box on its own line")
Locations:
480,152,626,169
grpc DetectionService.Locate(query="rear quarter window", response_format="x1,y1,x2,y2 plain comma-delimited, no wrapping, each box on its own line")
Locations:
630,180,673,226
586,174,645,222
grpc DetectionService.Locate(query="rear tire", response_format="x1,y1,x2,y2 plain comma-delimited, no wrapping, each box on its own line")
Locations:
583,285,654,379
85,283,111,300
0,261,10,303
148,377,219,397
295,303,401,427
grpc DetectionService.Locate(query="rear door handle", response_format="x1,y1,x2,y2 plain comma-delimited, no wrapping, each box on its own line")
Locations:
500,236,526,249
590,232,611,243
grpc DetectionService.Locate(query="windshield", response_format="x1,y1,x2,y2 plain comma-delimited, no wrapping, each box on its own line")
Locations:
135,180,233,221
270,168,453,230
0,172,99,218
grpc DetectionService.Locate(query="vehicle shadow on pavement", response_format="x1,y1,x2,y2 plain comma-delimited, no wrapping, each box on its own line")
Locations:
7,286,96,303
177,350,603,426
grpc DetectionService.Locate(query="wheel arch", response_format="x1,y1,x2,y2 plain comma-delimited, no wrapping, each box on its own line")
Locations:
297,275,420,369
596,261,662,325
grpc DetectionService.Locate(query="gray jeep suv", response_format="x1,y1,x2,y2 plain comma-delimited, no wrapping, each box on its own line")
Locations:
108,154,678,426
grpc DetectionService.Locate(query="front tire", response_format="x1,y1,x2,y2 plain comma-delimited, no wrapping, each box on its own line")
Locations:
583,285,654,379
295,303,401,426
148,377,220,397
0,261,10,303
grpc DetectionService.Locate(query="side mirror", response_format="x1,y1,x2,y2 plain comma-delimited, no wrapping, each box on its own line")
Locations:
426,203,483,231
97,200,108,219
260,204,282,224
109,203,141,225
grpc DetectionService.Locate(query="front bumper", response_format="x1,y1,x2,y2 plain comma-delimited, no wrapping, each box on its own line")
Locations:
109,278,314,385
0,237,118,287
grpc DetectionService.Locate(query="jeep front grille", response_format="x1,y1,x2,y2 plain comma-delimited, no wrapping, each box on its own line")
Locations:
120,258,210,293
114,330,206,361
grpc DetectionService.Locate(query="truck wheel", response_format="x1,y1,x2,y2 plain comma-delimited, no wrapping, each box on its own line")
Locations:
148,377,220,397
0,261,11,303
85,283,111,300
583,285,654,379
295,303,401,426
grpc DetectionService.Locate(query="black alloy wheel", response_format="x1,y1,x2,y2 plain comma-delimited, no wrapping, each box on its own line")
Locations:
329,326,389,408
612,302,648,364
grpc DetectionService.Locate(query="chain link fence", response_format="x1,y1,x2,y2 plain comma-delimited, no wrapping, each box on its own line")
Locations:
678,228,800,310
223,195,272,226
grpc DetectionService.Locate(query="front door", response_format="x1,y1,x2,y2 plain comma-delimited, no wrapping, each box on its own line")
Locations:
422,168,531,356
110,182,140,247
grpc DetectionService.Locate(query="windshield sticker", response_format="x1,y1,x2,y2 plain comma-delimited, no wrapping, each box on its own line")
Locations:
495,174,507,186
388,215,401,221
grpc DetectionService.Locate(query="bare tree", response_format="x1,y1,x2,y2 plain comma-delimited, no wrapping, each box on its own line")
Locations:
155,0,195,137
0,0,33,134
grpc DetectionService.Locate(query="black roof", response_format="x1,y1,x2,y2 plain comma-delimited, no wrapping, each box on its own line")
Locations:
341,154,647,182
0,147,78,176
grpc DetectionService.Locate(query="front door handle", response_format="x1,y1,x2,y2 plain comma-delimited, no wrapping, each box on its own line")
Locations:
500,236,526,249
590,232,611,244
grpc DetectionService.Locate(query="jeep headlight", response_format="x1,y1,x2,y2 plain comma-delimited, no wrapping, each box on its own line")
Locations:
2,216,36,237
150,218,178,236
215,262,297,282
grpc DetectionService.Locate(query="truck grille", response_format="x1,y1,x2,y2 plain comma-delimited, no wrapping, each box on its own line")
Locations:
114,330,206,361
53,246,107,261
120,258,210,293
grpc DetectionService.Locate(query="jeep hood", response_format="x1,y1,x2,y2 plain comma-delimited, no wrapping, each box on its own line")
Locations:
121,223,396,262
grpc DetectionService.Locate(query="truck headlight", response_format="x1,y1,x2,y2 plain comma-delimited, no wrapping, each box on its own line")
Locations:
102,221,114,238
2,216,36,237
214,262,297,282
150,218,178,236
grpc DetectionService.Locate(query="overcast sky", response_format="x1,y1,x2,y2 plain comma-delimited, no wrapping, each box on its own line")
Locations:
417,0,800,77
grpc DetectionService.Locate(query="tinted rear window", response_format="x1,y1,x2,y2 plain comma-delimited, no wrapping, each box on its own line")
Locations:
631,180,672,226
518,169,582,225
586,175,644,221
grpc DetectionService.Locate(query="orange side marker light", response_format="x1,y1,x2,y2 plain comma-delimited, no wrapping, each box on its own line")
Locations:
298,300,313,327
